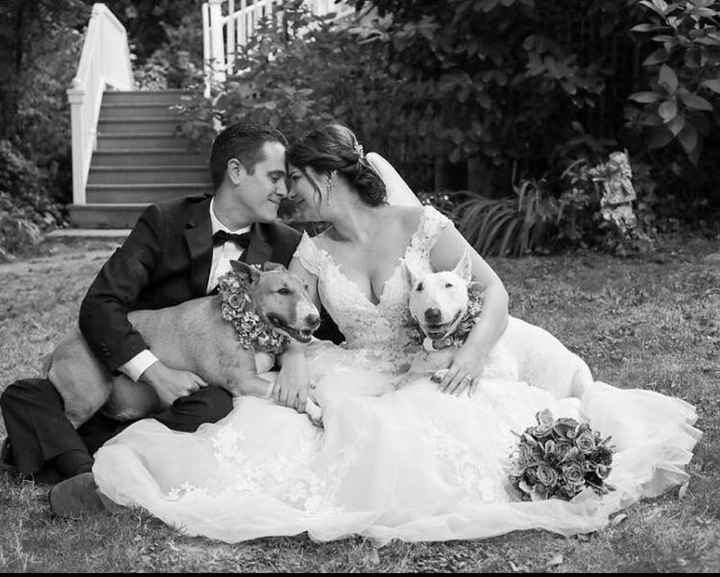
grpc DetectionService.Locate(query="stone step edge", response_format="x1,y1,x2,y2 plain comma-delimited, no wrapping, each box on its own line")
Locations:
86,183,209,190
90,165,208,172
46,228,131,239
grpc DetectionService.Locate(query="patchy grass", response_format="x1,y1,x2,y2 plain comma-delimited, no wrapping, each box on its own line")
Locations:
0,234,718,572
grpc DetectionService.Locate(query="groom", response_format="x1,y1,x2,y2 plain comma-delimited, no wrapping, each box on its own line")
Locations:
0,121,338,515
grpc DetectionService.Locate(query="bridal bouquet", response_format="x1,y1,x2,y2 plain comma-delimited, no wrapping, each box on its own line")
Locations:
508,409,615,501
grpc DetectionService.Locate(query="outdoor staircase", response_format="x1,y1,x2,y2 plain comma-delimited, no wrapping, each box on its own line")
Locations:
68,89,211,229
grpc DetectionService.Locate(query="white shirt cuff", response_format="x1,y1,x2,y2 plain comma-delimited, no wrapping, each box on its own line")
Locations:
119,350,159,382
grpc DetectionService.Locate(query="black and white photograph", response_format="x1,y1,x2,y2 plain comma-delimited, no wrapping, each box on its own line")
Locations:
0,0,718,572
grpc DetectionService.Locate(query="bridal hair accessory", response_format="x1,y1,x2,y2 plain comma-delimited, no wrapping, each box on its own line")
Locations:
353,141,365,159
508,409,616,502
217,267,289,355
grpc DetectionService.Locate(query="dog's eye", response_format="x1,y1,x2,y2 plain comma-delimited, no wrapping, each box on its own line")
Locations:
415,282,424,292
445,282,453,288
277,287,291,295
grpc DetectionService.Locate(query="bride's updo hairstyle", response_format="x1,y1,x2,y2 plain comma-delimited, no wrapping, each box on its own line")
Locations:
287,124,387,206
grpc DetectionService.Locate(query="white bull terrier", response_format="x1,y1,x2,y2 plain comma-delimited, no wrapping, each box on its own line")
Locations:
406,250,593,399
46,261,325,428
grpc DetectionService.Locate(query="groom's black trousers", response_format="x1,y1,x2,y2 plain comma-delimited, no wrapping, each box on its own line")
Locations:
0,378,233,480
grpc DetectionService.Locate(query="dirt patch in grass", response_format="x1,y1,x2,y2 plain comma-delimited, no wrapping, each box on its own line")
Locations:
1,233,718,572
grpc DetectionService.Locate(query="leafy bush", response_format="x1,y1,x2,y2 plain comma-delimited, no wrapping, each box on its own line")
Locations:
177,3,431,192
451,176,557,257
354,0,720,228
626,0,720,164
134,14,205,90
0,140,66,260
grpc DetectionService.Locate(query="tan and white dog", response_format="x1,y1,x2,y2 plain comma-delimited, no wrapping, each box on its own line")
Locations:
406,251,593,399
46,261,324,428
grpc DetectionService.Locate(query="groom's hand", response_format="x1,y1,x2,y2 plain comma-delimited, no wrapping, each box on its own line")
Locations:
273,347,310,412
140,360,208,406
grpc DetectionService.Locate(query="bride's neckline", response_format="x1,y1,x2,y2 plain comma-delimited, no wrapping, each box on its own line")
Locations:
311,206,430,307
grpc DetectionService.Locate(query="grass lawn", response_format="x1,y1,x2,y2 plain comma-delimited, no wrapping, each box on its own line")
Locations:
0,233,718,572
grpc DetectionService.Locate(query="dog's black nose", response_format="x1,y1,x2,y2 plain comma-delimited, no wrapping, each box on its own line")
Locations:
424,308,442,324
306,313,321,330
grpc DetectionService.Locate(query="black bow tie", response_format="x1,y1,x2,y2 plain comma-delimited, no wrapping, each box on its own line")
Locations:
212,230,251,248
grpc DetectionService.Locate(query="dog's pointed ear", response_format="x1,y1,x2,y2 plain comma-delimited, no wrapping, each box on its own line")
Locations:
402,260,421,290
230,260,260,284
262,261,286,273
452,248,472,284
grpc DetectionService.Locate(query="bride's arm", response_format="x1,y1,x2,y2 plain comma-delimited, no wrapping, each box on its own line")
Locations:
272,257,322,411
430,226,510,395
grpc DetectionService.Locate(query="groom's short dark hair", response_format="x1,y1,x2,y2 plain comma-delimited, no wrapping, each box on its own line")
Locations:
209,121,288,190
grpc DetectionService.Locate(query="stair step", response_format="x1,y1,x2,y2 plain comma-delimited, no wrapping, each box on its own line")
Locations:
96,132,202,151
99,103,179,120
103,90,195,105
98,118,185,135
86,183,212,204
69,203,149,229
91,149,207,166
87,166,210,185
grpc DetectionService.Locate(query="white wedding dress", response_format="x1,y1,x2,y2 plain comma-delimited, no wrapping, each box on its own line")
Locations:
93,206,701,545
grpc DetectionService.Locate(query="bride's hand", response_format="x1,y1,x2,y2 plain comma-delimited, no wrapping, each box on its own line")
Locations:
273,347,310,412
439,345,486,397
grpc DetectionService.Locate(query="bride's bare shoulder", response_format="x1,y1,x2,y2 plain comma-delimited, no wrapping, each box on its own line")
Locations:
312,228,339,253
381,205,425,233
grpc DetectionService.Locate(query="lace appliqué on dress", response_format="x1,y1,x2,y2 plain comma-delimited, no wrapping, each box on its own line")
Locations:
293,206,454,373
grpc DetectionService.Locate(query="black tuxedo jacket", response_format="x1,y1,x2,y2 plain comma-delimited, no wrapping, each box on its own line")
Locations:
79,194,342,373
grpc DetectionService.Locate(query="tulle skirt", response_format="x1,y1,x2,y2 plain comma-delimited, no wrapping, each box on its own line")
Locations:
93,366,700,545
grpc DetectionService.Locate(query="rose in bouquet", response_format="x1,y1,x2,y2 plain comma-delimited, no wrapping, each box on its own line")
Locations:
508,408,615,501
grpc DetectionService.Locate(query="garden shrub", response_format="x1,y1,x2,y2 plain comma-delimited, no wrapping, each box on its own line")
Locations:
0,140,65,260
178,0,720,255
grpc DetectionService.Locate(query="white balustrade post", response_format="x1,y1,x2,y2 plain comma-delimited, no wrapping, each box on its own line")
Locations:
67,83,87,205
202,2,211,97
208,0,227,87
238,0,247,47
226,0,235,75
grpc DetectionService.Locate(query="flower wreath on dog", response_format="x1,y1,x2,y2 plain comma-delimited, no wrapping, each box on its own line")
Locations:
216,267,289,355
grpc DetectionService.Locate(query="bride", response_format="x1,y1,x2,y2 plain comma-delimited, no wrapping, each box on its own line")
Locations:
92,124,701,545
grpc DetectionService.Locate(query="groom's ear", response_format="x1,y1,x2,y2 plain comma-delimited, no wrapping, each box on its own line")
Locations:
230,260,261,284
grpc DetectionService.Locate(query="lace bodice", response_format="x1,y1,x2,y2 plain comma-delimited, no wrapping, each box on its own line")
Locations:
295,205,452,371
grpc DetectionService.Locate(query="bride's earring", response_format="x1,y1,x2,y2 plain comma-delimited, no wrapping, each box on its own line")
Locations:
325,172,334,204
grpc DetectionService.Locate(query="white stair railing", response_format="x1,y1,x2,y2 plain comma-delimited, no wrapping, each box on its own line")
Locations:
202,0,355,97
67,3,134,206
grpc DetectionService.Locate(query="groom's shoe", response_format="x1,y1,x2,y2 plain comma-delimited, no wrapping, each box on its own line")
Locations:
0,438,18,475
48,472,121,517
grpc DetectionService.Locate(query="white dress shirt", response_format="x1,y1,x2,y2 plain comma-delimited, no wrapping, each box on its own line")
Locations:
119,198,251,382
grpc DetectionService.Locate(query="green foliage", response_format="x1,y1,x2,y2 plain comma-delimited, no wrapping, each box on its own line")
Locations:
101,0,204,64
351,0,634,185
626,0,720,165
0,141,66,260
451,176,557,256
351,0,720,232
177,3,432,191
134,13,205,89
0,0,86,189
